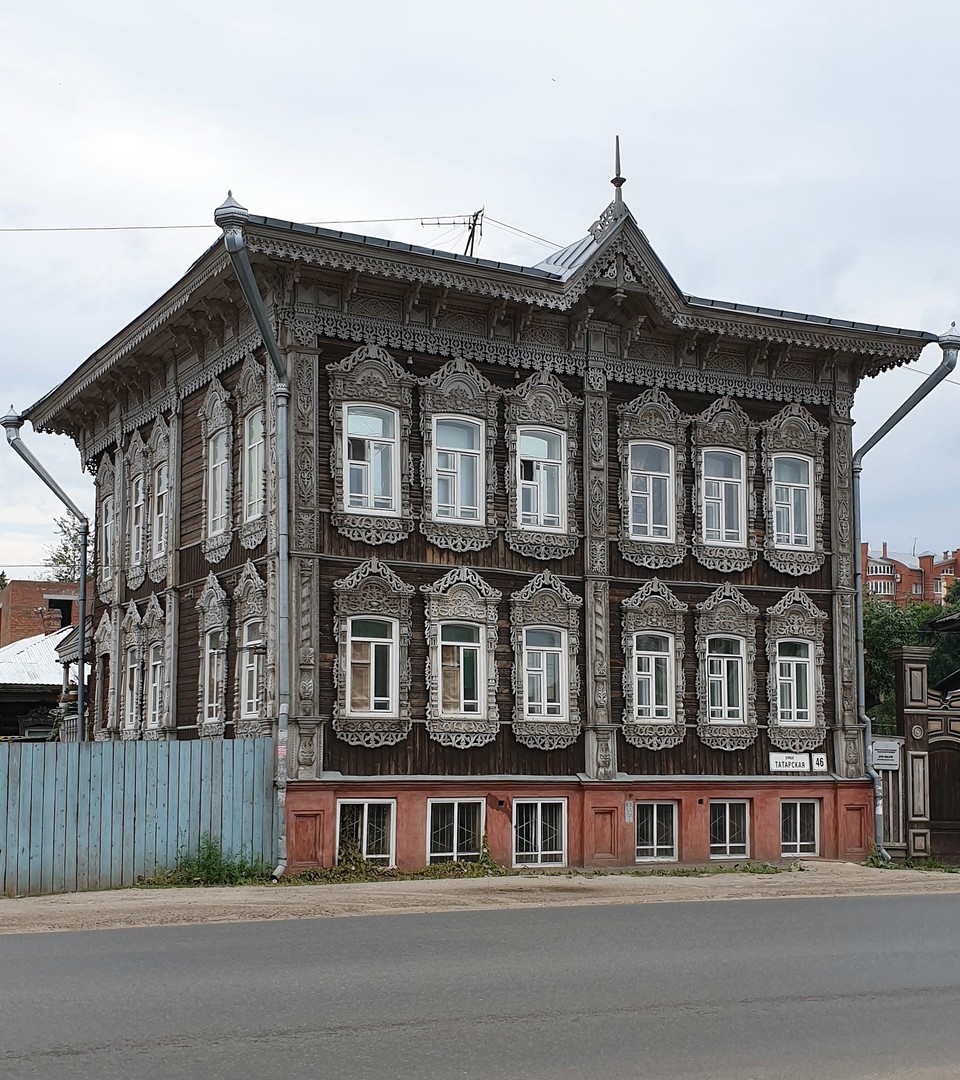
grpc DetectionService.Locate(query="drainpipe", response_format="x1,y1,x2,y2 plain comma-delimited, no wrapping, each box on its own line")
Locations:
214,193,291,881
2,408,90,741
852,323,960,860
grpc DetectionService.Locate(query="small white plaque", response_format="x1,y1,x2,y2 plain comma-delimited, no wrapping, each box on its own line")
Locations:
811,752,828,773
769,752,811,773
624,800,634,823
872,739,901,770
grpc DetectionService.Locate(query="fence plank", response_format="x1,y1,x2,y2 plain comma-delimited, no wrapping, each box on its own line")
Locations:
61,745,79,893
76,745,91,892
50,747,71,894
2,746,21,896
28,749,46,896
144,742,159,880
160,740,180,872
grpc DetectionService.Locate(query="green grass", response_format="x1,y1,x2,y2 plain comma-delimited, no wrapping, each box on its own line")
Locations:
862,847,960,873
141,835,272,888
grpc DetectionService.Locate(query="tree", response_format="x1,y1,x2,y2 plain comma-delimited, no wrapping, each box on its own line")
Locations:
43,515,92,584
0,570,7,591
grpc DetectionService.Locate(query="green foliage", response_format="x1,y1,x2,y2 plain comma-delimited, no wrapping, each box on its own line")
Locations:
640,861,786,878
143,835,272,887
43,515,92,584
862,846,959,872
0,570,7,591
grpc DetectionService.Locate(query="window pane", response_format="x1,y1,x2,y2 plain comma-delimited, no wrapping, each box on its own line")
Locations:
775,456,809,484
457,803,482,859
779,641,808,658
372,643,391,708
430,802,455,858
526,628,561,649
437,418,480,450
632,443,670,473
348,406,394,439
704,450,740,479
635,633,669,653
461,650,478,709
709,637,741,655
519,430,562,460
366,804,390,858
352,619,393,640
442,624,480,643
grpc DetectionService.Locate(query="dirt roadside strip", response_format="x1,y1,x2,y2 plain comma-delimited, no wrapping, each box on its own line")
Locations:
3,862,960,934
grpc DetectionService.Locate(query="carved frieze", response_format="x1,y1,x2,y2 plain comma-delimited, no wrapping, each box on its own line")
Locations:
765,588,827,752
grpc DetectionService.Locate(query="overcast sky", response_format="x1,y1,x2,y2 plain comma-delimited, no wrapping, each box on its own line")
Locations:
3,0,959,576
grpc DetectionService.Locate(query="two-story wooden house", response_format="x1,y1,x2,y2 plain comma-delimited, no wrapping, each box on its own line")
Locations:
26,173,939,869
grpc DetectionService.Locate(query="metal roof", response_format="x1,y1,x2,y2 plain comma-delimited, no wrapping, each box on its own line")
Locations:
0,628,71,688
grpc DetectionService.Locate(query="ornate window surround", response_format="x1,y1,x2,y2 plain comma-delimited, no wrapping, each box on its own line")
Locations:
692,397,759,573
332,558,414,747
119,602,143,740
695,583,759,751
199,378,233,565
96,453,119,604
235,354,268,550
233,561,268,737
766,587,827,752
617,388,689,569
124,430,149,591
421,567,501,749
621,579,688,750
197,573,229,737
93,611,117,739
761,404,828,576
328,345,416,546
510,571,582,750
147,416,171,584
505,371,581,561
419,358,501,552
141,594,167,739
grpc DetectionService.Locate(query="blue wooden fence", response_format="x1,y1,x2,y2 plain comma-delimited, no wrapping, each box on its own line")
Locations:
0,739,277,897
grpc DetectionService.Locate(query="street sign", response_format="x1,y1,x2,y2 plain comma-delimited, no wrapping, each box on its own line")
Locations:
769,752,811,773
872,739,901,770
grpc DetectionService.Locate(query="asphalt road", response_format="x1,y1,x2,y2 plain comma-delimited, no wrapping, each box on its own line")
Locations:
3,895,960,1080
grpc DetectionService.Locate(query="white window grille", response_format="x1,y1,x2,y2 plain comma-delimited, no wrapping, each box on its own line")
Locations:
518,427,565,531
347,617,397,714
710,800,749,858
433,417,483,523
243,407,265,522
707,636,745,723
776,640,813,724
207,431,229,536
151,463,168,558
240,618,264,720
781,800,819,856
203,629,224,726
633,632,674,721
146,643,163,729
635,802,677,860
439,623,482,715
773,454,812,548
345,404,399,514
427,799,484,864
337,800,395,866
702,449,745,545
523,627,566,719
628,441,673,541
513,799,566,866
130,475,145,567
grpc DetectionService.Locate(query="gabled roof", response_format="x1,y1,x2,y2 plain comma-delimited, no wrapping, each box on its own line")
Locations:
0,627,71,689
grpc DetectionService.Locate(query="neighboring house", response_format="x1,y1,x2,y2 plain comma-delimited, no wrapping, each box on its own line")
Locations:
0,625,73,739
0,579,79,647
25,171,943,868
861,543,960,606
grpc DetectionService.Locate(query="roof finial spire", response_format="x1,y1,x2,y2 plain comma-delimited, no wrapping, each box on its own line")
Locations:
611,135,626,203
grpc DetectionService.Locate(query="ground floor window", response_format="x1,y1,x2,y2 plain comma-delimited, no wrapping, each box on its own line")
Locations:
781,799,819,857
710,800,749,858
635,802,677,861
428,800,484,864
513,799,566,866
337,800,395,867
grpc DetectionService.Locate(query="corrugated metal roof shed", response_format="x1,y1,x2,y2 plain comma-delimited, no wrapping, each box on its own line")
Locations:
0,627,71,688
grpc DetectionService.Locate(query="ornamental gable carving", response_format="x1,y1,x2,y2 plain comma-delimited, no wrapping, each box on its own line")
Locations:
761,404,828,577
691,397,759,573
327,344,416,546
621,579,688,751
617,388,690,569
766,588,828,752
419,358,501,552
505,371,581,561
332,558,414,747
421,567,502,748
510,571,582,750
198,378,233,565
695,583,759,751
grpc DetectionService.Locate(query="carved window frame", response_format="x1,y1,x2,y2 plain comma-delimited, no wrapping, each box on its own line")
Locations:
621,579,688,750
233,561,268,737
419,358,500,552
617,389,689,569
119,602,143,740
328,345,416,546
124,431,149,591
93,611,116,738
421,567,501,749
766,587,828,752
761,404,828,576
147,416,171,584
696,583,759,750
199,378,233,565
141,594,167,739
505,372,581,561
332,558,413,747
96,454,119,604
510,571,582,750
692,398,759,573
196,573,229,737
235,354,268,550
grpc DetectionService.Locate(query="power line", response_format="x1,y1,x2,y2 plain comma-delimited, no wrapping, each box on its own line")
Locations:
0,214,479,234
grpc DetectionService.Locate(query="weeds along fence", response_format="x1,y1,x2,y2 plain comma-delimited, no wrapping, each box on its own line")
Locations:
0,738,277,897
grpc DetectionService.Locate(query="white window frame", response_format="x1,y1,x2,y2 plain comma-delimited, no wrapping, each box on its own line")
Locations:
239,617,264,720
772,453,813,550
627,440,674,542
122,646,140,730
522,625,567,720
346,615,399,716
512,798,567,867
242,407,265,523
146,642,163,730
151,462,168,559
426,798,485,864
431,415,484,525
701,448,746,547
635,801,678,861
207,430,229,537
101,494,115,581
517,425,566,532
775,638,813,725
130,474,145,567
632,631,675,722
706,636,745,724
438,622,484,717
202,628,225,727
343,402,401,516
336,799,396,867
781,799,819,857
709,800,750,859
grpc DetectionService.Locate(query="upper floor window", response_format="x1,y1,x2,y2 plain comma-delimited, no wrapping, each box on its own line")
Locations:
130,475,145,566
439,623,482,715
706,636,745,723
345,404,399,515
348,616,397,715
522,626,566,719
773,455,812,549
433,417,482,523
240,618,264,720
628,442,673,541
776,640,812,725
101,494,114,580
702,450,744,546
518,428,565,531
208,431,229,536
633,632,674,722
199,378,233,564
243,408,265,522
146,643,164,730
151,463,168,559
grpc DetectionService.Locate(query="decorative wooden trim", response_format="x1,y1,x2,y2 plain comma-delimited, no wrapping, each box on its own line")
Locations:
196,573,229,737
235,354,268,551
696,583,759,750
766,588,827,752
198,378,233,565
233,561,269,738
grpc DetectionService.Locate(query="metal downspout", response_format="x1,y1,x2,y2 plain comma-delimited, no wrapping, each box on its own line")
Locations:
852,323,960,859
2,408,90,740
214,193,292,881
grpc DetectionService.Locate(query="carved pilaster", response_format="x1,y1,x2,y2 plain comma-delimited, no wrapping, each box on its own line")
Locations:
294,556,319,724
292,351,318,552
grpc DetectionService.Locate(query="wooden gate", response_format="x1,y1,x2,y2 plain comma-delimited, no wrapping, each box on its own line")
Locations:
0,738,277,896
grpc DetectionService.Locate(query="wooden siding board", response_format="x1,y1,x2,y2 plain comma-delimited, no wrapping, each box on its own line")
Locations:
28,748,45,896
76,746,91,892
61,745,79,893
110,741,126,888
144,741,159,878
2,746,19,896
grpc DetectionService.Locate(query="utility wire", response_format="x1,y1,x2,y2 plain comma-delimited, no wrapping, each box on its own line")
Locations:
0,214,478,234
